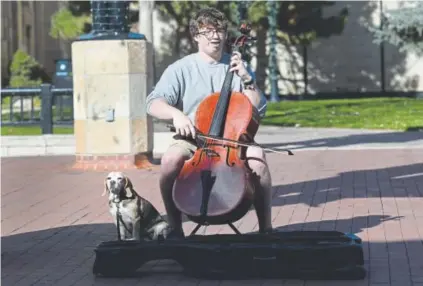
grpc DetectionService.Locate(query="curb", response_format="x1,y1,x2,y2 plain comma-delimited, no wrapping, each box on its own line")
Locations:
0,133,174,158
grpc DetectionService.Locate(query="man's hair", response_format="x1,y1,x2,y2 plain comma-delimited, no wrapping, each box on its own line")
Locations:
189,7,229,38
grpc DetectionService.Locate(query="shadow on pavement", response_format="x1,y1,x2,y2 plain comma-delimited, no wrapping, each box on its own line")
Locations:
261,131,423,151
1,215,422,285
270,162,423,208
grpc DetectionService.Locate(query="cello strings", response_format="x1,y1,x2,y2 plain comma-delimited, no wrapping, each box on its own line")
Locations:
167,125,291,155
196,134,291,155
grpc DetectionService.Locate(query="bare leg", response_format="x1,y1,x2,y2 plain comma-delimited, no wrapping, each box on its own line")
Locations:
246,146,273,233
159,145,193,236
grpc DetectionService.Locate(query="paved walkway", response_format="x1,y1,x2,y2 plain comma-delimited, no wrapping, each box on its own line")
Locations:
2,148,423,285
2,125,423,158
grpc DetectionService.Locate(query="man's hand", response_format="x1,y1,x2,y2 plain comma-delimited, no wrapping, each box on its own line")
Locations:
229,51,252,83
229,51,261,108
172,110,196,139
148,99,196,138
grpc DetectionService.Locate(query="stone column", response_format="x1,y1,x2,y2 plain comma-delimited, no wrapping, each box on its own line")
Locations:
71,39,155,170
139,0,155,82
138,0,154,42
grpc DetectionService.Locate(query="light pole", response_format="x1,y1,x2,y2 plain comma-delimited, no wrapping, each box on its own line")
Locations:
379,0,386,93
78,1,145,41
267,1,279,102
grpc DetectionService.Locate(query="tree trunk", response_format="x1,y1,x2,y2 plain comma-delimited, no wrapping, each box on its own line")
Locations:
255,26,269,96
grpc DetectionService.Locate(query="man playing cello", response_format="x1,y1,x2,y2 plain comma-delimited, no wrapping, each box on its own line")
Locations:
146,7,272,237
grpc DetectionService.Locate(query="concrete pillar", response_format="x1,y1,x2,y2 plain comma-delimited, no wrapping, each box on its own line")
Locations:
138,0,155,82
71,39,155,170
138,0,154,42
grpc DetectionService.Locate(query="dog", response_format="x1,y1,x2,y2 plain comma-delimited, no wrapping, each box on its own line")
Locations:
103,171,174,241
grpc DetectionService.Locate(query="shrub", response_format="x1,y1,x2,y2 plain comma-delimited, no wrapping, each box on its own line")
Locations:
9,49,47,88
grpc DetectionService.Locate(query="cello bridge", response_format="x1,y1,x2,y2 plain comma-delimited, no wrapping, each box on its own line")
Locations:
202,148,220,158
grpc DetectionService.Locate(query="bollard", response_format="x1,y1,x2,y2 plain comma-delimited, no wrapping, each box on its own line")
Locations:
40,84,53,134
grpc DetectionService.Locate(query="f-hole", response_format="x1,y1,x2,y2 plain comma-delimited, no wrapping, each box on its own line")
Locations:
191,148,221,167
225,146,236,167
191,150,204,167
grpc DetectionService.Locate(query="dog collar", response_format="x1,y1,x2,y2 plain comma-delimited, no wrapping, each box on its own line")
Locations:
112,193,135,203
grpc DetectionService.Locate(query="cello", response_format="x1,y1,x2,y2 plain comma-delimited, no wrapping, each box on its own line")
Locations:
171,23,263,226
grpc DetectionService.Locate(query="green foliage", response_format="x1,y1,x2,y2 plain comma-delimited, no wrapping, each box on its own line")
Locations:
274,1,349,45
246,1,268,25
9,49,46,88
50,7,91,40
155,2,236,34
368,2,423,55
49,1,140,41
155,1,236,55
48,1,349,49
156,1,209,28
155,1,348,47
155,1,262,36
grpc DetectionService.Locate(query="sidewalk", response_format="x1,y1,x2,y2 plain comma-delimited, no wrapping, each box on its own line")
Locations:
2,147,423,285
2,125,423,158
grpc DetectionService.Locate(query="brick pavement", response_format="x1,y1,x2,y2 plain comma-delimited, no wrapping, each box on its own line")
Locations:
1,149,423,286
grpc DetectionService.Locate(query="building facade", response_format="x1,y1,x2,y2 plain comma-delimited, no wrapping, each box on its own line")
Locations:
1,1,67,87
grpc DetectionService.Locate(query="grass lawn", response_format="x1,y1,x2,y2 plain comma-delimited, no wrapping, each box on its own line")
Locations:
1,126,74,136
262,97,423,131
1,97,422,135
1,105,73,136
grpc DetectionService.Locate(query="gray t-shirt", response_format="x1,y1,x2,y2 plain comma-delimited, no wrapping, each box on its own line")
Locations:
146,52,267,123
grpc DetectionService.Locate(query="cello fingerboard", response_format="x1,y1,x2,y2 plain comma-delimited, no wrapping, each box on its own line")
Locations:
208,48,239,138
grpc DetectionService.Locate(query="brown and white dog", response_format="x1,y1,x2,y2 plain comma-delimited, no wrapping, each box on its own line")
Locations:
103,171,174,241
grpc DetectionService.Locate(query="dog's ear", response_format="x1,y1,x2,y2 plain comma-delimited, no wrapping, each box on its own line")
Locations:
102,178,109,196
124,176,133,197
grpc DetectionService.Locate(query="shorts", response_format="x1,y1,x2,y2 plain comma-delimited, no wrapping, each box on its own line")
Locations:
168,134,198,158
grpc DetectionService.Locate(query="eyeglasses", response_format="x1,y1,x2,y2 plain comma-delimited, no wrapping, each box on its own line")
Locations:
197,28,226,39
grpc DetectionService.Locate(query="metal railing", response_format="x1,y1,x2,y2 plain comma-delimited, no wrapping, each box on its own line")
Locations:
1,84,73,134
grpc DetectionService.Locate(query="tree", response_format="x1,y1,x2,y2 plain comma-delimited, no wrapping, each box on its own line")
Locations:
368,1,423,55
4,50,49,109
49,1,140,41
50,1,348,51
9,49,49,88
153,1,348,54
50,1,92,41
49,1,349,93
273,1,349,45
50,6,91,41
154,1,244,55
